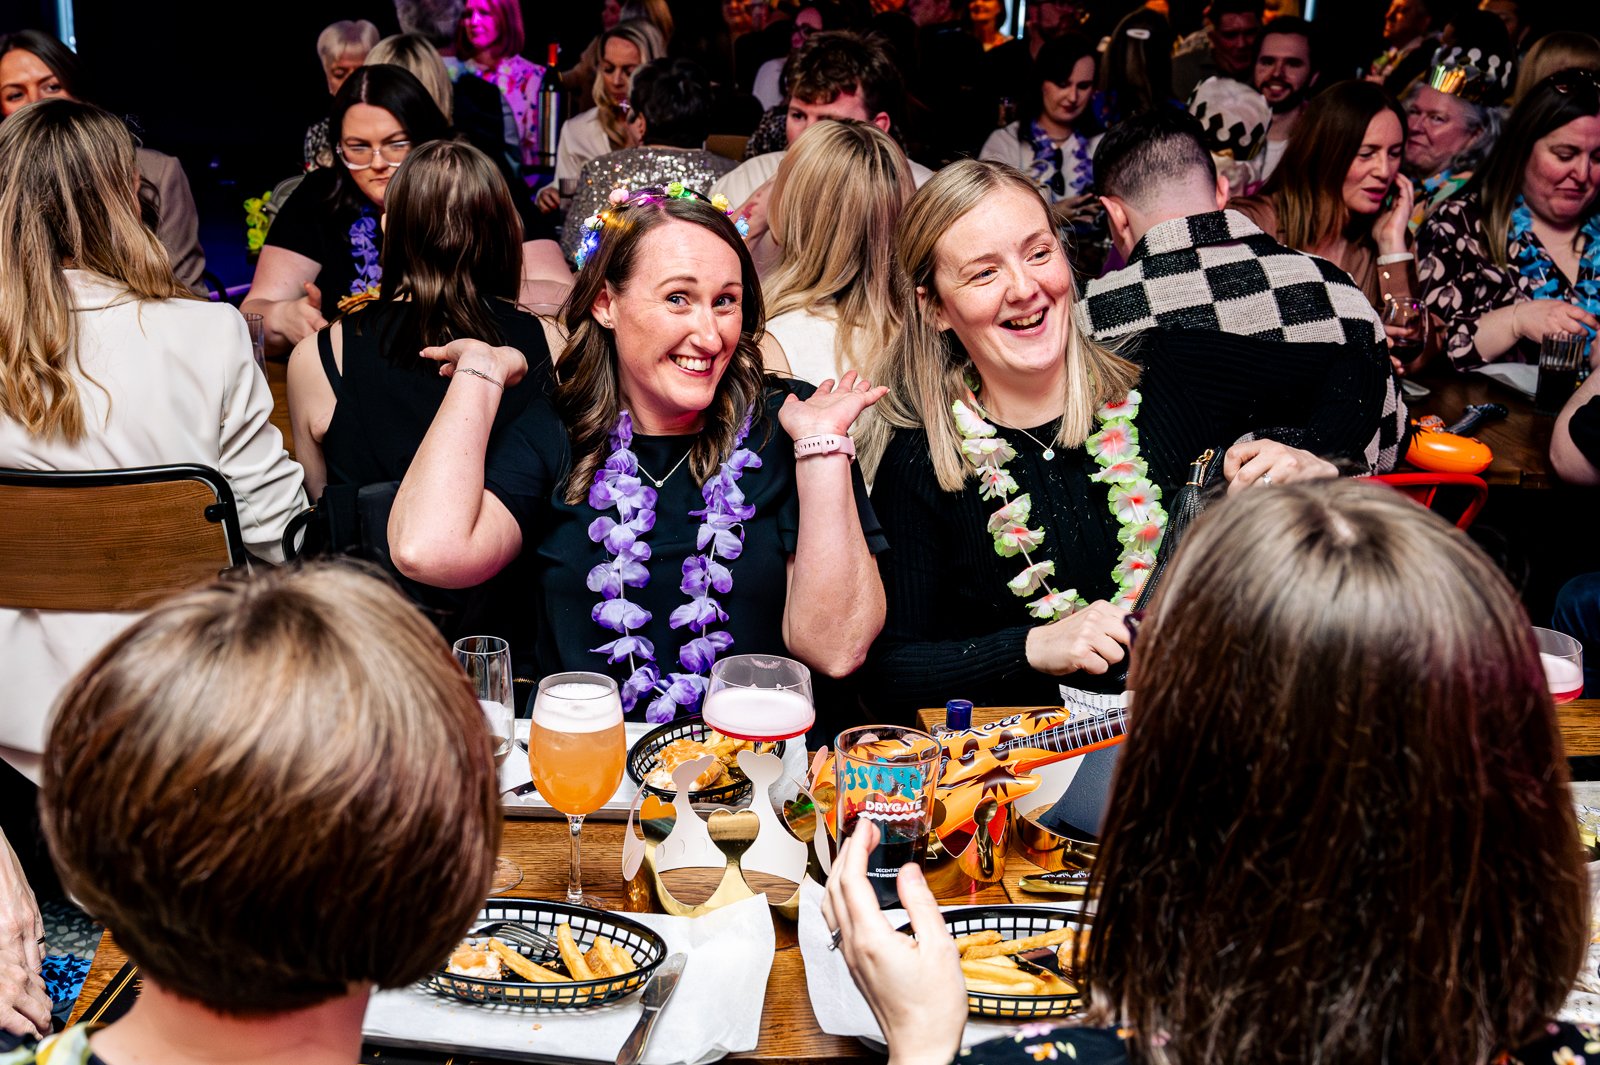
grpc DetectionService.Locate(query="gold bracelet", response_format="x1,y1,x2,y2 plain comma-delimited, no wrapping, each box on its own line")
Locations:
456,366,504,390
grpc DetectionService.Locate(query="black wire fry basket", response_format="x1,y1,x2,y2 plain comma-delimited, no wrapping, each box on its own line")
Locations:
427,898,666,1008
899,906,1087,1020
626,714,787,806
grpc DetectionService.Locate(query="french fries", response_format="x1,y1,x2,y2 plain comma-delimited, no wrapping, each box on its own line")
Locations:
453,922,641,998
955,925,1082,1001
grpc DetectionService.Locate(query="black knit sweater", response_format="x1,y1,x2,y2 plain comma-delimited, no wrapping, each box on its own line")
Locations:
864,327,1386,717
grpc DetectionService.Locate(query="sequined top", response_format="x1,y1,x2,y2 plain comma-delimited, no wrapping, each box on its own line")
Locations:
560,146,738,263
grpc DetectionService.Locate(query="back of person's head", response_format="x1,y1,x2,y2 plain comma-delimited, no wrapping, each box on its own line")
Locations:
394,0,463,49
787,29,905,128
1100,8,1176,116
0,28,83,100
41,564,501,1014
1094,106,1217,210
374,139,520,351
629,57,714,147
1260,79,1406,248
367,34,454,122
0,98,187,443
619,0,676,44
1512,31,1600,105
1084,479,1586,1064
766,119,914,373
318,19,381,68
1479,67,1600,268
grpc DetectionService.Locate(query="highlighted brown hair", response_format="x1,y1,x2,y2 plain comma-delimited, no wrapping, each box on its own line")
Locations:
1082,480,1587,1064
42,563,501,1013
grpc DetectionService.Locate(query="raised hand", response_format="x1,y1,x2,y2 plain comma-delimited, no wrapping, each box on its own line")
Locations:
823,820,967,1065
779,370,889,440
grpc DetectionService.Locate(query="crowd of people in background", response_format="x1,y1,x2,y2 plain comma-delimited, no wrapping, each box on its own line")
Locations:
3,0,1600,1060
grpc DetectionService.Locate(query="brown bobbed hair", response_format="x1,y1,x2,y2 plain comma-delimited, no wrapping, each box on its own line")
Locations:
1081,479,1587,1064
41,563,501,1014
367,138,521,356
556,194,767,505
1257,79,1407,253
455,0,525,61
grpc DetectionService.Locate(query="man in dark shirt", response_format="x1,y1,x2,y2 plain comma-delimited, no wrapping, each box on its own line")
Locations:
1082,108,1406,472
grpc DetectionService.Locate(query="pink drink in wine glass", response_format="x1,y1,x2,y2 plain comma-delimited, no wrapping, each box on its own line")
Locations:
1534,628,1584,705
701,655,815,741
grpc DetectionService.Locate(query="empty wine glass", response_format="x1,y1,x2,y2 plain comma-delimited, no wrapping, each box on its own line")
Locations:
454,636,522,894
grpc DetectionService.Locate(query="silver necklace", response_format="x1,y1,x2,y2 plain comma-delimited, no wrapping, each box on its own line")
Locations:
989,417,1061,461
636,447,693,488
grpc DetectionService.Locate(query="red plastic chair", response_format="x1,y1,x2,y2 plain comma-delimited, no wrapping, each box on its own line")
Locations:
1370,472,1489,530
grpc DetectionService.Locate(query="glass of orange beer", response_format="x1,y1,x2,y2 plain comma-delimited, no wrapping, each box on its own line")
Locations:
530,671,626,905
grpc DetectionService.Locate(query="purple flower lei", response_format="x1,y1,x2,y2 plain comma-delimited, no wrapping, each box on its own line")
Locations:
348,209,382,296
586,408,761,723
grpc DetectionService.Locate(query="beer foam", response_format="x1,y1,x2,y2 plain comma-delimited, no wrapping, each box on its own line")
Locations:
532,681,622,731
1541,652,1583,693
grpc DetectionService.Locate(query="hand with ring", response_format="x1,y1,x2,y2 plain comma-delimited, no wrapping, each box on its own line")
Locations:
821,820,967,1065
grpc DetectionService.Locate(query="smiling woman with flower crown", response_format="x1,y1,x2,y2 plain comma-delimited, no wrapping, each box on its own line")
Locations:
858,160,1384,718
390,185,887,723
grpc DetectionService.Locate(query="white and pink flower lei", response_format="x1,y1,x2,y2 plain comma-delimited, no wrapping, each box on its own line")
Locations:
952,389,1167,618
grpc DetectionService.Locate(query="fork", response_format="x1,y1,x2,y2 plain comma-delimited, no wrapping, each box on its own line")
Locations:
471,920,561,959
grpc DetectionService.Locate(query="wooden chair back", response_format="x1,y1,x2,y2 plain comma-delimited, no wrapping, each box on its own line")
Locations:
0,465,248,612
706,134,749,162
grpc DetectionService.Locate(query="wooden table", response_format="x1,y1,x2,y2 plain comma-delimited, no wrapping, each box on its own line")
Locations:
69,771,1049,1063
1404,365,1556,488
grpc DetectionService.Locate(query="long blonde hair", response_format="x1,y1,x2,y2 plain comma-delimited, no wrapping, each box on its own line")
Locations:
764,120,913,379
596,20,666,150
0,99,190,443
367,34,454,122
859,160,1138,491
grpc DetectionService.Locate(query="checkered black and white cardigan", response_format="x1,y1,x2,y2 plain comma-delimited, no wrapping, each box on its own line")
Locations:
1082,210,1407,473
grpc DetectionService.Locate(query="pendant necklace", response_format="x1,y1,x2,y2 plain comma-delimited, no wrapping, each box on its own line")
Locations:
636,447,693,488
989,417,1060,461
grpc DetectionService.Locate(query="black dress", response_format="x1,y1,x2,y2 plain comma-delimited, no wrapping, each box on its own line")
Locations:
314,299,552,658
482,379,885,719
865,328,1386,717
265,168,376,302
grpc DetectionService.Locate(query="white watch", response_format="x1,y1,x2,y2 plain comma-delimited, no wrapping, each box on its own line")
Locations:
793,434,856,460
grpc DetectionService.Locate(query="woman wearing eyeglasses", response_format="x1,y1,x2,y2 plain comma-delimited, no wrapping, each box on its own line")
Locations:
1417,68,1600,370
242,66,451,357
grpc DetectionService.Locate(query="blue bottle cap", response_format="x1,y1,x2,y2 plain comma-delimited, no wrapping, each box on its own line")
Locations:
945,699,973,731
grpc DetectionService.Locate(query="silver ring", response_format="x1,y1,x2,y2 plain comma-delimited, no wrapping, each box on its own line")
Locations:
827,928,843,951
1260,473,1274,486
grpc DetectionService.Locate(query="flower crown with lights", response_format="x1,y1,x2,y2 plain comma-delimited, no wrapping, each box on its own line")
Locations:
575,182,750,268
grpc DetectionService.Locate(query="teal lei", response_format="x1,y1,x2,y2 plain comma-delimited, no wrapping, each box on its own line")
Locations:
1509,196,1600,354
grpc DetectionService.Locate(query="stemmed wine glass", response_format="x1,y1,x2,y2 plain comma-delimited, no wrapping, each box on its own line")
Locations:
454,636,523,894
1382,297,1429,368
529,672,626,906
701,654,815,742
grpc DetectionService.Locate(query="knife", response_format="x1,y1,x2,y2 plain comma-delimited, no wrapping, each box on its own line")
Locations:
615,953,687,1065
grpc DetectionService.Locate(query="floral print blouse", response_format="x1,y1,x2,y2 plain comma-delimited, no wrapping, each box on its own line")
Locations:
1418,193,1593,370
467,53,546,170
954,1020,1600,1064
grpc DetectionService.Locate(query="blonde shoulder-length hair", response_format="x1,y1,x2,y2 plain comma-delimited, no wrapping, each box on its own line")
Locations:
860,160,1138,492
0,98,192,443
765,119,914,381
367,34,454,123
